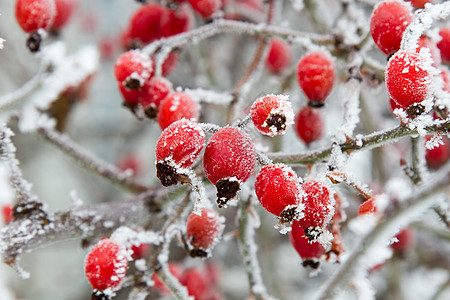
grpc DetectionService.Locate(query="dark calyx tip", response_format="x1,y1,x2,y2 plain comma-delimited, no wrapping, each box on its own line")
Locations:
144,104,158,119
302,260,320,269
27,32,42,53
124,77,142,90
156,161,179,187
308,101,325,108
216,179,240,208
92,290,110,300
189,248,208,258
305,227,323,241
278,206,300,224
266,114,287,132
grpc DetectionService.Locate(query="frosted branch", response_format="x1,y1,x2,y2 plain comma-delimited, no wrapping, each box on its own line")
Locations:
315,165,450,299
37,126,149,194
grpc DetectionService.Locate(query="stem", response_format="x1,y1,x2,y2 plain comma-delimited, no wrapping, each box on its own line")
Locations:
37,125,149,194
315,165,450,299
268,120,450,165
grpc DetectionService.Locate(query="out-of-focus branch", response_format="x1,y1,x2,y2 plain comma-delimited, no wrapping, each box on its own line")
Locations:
269,120,450,165
37,125,149,194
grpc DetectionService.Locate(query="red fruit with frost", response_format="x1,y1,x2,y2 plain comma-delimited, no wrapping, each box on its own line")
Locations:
1,204,14,224
51,0,76,31
15,0,56,33
390,228,415,255
157,91,200,130
296,51,335,107
140,77,173,118
406,0,432,9
152,263,183,296
160,5,193,37
188,0,220,18
295,105,324,144
265,38,292,74
84,239,129,291
203,127,256,207
437,27,450,64
385,51,432,110
425,136,450,169
156,119,205,186
358,197,378,216
416,36,441,66
128,3,166,45
180,268,209,300
186,208,225,255
370,0,413,55
250,94,294,137
298,180,334,234
255,164,301,221
130,243,151,260
290,220,325,268
152,51,180,77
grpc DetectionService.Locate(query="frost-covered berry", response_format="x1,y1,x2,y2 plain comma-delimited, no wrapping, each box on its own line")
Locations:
437,27,450,64
250,94,294,137
425,136,450,169
180,267,210,300
298,180,334,239
50,0,76,32
255,164,302,223
84,239,129,291
290,220,325,268
130,242,151,260
295,105,324,144
15,0,56,33
390,228,415,255
296,50,335,107
406,0,432,9
385,51,432,111
370,0,413,56
114,50,153,105
140,76,173,118
160,5,194,38
127,3,166,45
203,127,256,207
157,91,200,130
152,263,183,296
265,38,292,74
186,208,225,257
156,119,205,186
188,0,221,18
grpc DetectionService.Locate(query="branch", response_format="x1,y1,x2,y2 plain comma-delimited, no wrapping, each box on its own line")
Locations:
315,165,450,300
268,120,450,165
36,125,149,194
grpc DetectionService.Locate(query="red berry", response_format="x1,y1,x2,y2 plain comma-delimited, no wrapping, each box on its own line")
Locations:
203,127,256,207
416,36,441,66
425,135,450,169
157,91,200,130
358,197,378,216
140,77,173,118
290,220,325,268
152,263,184,296
51,0,76,31
116,153,143,176
186,208,225,255
156,119,205,186
297,180,334,235
406,0,433,9
84,239,129,291
15,0,56,33
437,27,450,64
1,204,14,224
440,67,450,92
255,164,301,220
385,51,432,110
265,38,292,74
390,228,415,255
152,51,180,77
127,3,166,45
130,243,151,260
188,0,221,18
160,5,194,38
250,94,294,137
296,50,335,107
295,105,324,144
370,0,413,55
180,268,209,300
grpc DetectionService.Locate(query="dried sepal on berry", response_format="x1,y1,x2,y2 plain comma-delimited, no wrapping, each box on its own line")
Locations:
298,180,335,244
290,220,325,269
296,50,336,107
156,119,205,186
84,239,129,292
385,51,433,112
250,94,294,137
255,163,303,224
203,127,256,208
185,208,225,257
369,0,413,56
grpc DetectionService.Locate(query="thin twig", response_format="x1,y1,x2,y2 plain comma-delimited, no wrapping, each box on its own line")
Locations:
37,125,149,194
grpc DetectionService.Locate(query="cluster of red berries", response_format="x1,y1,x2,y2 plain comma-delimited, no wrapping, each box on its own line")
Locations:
15,0,75,51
